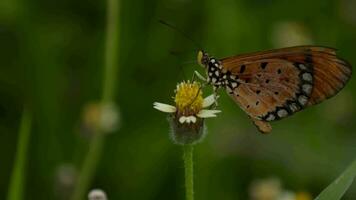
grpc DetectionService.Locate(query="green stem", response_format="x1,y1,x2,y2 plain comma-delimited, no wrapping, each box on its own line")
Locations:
71,0,120,199
183,145,194,200
7,109,32,200
71,134,105,200
102,0,120,102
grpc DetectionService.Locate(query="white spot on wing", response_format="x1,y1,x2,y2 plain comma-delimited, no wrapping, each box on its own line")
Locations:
298,95,308,105
302,84,313,94
299,63,308,70
302,72,313,82
289,103,299,112
277,109,288,118
266,114,275,121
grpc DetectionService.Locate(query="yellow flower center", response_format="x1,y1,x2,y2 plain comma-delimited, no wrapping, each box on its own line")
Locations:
174,81,203,115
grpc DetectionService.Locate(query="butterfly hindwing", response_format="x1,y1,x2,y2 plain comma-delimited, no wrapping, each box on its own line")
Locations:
224,59,309,120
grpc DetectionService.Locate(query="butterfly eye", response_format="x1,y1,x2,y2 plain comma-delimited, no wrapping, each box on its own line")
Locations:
197,51,209,68
197,51,204,67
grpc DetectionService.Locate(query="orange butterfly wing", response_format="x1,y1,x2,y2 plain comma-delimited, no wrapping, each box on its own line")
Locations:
220,46,352,133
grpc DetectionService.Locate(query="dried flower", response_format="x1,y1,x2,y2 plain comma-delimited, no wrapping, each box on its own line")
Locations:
54,164,77,200
81,102,120,135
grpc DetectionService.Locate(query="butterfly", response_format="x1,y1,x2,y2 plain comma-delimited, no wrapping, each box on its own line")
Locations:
196,46,352,133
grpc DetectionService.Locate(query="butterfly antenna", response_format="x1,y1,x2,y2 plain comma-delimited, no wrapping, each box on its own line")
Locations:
181,60,196,65
178,64,187,81
158,19,203,50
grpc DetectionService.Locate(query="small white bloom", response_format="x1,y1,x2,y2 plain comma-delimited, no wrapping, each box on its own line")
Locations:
277,191,296,200
100,103,120,133
154,81,221,144
154,81,221,125
197,109,221,118
88,189,107,200
153,102,177,113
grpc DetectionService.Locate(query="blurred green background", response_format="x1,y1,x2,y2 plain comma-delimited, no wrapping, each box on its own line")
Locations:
1,0,356,199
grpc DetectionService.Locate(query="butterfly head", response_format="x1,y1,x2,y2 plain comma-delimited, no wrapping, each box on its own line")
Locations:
197,50,210,68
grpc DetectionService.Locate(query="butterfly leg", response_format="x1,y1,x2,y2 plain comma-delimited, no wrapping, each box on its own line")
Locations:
212,86,220,107
194,70,207,82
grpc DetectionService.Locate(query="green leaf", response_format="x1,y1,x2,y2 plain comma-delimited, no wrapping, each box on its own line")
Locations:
315,159,356,200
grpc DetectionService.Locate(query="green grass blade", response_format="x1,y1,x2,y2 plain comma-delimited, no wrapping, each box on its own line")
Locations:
315,159,356,200
7,109,32,200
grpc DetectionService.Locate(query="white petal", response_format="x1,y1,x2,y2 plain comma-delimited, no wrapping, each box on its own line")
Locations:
188,116,197,123
197,109,221,118
186,117,191,123
203,94,218,108
153,102,176,113
179,116,187,124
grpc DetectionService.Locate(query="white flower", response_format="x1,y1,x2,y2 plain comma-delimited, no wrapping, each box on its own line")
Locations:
81,102,120,135
153,93,221,124
153,81,221,145
88,189,107,200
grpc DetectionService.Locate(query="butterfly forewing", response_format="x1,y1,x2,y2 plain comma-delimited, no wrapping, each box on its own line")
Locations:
306,53,351,105
218,46,352,132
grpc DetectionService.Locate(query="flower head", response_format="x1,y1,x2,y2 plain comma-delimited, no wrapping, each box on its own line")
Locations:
81,102,120,136
174,82,203,114
153,81,220,145
88,189,107,200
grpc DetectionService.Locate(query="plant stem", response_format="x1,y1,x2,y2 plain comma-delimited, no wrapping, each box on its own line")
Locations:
71,0,120,199
102,0,120,102
7,109,32,200
183,145,194,200
71,133,105,200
